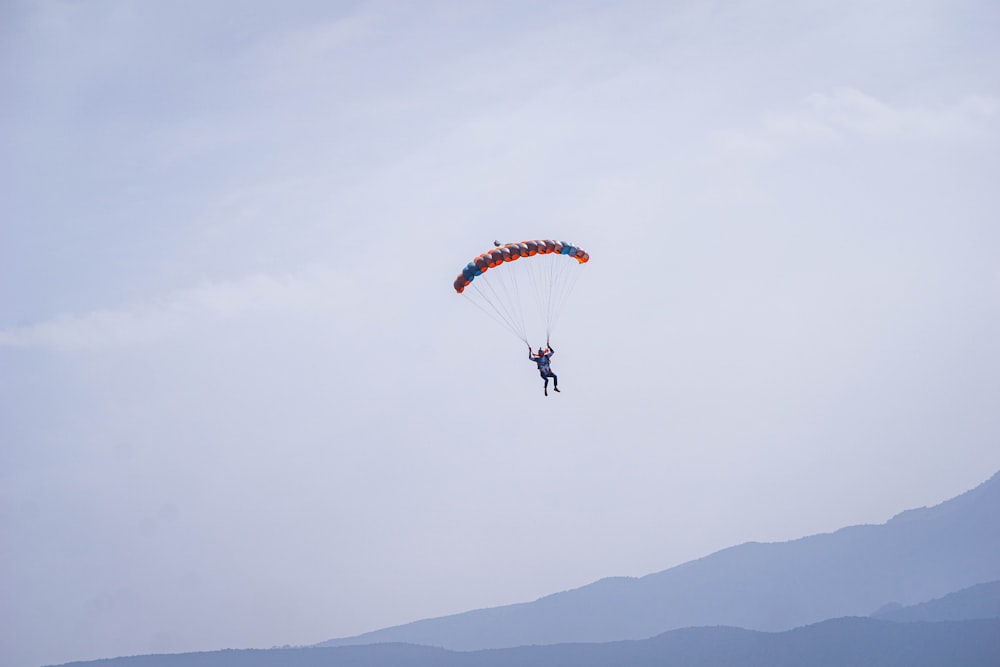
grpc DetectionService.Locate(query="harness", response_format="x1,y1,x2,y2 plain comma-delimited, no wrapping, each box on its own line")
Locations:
535,353,552,374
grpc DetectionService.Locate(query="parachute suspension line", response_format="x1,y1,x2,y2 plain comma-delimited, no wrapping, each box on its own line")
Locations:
545,253,561,342
508,259,532,341
523,254,548,342
536,256,558,344
480,270,522,335
465,282,510,334
474,274,527,340
507,252,583,345
500,262,532,342
543,255,560,342
467,282,527,343
453,241,587,349
549,258,562,329
547,257,581,341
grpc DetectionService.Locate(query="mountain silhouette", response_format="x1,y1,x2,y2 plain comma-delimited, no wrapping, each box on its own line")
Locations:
872,579,1000,622
319,470,1000,650
55,617,1000,667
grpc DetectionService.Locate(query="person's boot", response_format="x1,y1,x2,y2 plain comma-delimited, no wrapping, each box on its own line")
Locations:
554,387,560,392
544,387,548,396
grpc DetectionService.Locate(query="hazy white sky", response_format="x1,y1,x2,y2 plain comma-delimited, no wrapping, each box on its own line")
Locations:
3,1,999,666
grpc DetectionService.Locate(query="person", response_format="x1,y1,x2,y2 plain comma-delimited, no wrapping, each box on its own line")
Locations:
528,342,559,396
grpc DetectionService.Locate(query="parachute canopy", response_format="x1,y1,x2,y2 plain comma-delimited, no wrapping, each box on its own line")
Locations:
453,239,589,345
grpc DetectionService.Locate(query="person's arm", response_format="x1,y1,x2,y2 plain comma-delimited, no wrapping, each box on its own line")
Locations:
547,342,554,356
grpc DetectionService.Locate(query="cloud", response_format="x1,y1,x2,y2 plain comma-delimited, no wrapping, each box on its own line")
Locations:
0,267,351,350
801,88,1000,140
246,11,381,94
720,88,1000,154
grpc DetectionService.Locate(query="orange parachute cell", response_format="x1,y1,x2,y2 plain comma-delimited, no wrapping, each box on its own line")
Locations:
453,240,589,293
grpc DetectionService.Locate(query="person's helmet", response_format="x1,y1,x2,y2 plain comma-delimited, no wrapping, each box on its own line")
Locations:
537,348,545,355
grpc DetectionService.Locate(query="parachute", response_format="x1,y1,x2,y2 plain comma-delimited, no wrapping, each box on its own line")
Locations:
453,239,589,345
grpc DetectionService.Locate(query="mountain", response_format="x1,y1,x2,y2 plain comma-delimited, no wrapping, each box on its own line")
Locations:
319,470,1000,650
54,618,1000,667
872,580,1000,622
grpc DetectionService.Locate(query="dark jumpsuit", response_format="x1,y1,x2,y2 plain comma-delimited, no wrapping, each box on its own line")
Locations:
529,345,558,389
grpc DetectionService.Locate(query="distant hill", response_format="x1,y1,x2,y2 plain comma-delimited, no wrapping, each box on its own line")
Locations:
55,618,1000,667
320,470,1000,650
873,580,1000,622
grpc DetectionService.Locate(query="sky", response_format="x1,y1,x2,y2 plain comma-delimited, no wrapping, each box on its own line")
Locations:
2,1,999,665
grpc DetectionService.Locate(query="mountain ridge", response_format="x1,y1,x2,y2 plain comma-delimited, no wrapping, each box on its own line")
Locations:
54,617,1000,667
319,470,1000,650
872,580,1000,622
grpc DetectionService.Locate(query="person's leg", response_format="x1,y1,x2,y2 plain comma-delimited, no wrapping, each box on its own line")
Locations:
551,373,559,391
542,374,549,396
